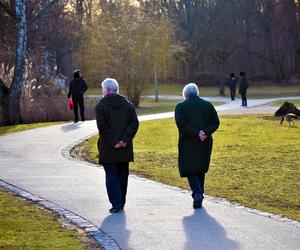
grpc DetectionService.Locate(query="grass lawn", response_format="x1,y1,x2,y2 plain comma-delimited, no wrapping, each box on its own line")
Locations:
85,97,223,116
0,122,65,136
80,115,300,221
136,99,224,115
87,85,217,96
271,99,300,107
0,189,88,249
87,83,300,98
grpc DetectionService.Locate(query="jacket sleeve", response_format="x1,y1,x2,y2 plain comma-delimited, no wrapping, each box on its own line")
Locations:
122,105,139,143
82,80,88,94
175,104,199,137
67,81,73,98
96,103,119,148
203,103,220,136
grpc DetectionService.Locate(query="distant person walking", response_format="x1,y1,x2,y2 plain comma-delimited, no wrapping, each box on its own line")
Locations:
175,83,220,209
67,70,88,123
96,78,139,213
227,73,237,101
239,71,249,107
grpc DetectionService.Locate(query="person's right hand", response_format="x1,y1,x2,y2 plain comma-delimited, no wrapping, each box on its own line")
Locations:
199,130,207,141
114,141,127,148
114,142,123,148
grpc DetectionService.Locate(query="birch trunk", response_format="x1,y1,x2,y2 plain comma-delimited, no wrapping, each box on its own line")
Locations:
8,0,27,124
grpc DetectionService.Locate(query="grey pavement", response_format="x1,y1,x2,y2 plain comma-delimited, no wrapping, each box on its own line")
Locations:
0,97,300,249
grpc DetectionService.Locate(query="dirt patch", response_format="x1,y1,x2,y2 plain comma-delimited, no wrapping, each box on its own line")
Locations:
70,143,91,162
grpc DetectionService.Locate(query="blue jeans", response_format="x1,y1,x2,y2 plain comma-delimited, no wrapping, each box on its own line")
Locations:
103,163,129,209
187,173,205,199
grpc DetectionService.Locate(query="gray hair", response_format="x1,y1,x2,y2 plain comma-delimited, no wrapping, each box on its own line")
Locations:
182,83,199,99
101,78,119,93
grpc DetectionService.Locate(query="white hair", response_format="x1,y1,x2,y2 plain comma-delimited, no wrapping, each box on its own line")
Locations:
182,83,199,99
101,78,119,93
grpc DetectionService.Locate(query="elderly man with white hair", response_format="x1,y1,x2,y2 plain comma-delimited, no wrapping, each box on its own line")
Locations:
175,83,220,209
96,78,139,213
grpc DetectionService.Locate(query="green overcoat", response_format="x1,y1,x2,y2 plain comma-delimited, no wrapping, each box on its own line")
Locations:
175,96,220,177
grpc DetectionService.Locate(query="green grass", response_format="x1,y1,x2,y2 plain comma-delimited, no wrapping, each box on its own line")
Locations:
136,99,223,115
81,115,300,221
87,84,300,98
85,96,223,115
0,122,65,136
271,99,300,107
0,189,88,249
86,84,216,96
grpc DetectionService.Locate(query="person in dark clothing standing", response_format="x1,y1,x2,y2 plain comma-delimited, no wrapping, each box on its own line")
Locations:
227,73,237,101
239,71,249,107
67,70,88,122
175,83,220,209
96,78,139,213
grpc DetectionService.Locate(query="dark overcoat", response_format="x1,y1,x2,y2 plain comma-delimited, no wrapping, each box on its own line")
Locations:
175,96,220,177
228,78,237,89
96,93,139,164
67,78,88,98
239,75,248,95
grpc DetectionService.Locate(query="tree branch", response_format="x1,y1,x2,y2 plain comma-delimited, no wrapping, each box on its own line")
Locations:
29,0,59,26
0,0,19,21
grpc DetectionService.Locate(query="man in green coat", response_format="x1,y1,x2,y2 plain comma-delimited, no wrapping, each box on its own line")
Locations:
175,83,220,209
96,78,139,213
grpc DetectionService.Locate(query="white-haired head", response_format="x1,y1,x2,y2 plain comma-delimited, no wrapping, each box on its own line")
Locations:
182,83,199,100
101,78,119,96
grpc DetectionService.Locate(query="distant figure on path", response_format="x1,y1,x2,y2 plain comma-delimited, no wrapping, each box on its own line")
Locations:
67,70,88,123
175,83,220,209
227,73,237,101
96,78,139,213
239,71,249,107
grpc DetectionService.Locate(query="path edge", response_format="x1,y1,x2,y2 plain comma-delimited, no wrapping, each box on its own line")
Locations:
0,179,120,250
63,133,300,229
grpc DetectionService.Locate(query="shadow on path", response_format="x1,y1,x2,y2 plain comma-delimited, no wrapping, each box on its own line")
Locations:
183,208,240,250
99,212,130,249
60,122,82,132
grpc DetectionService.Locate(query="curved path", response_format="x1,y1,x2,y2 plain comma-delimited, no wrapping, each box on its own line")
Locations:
1,97,300,249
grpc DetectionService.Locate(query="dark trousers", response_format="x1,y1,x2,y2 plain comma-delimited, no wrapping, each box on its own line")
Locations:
187,173,205,199
103,163,129,209
230,87,236,100
241,93,247,106
72,95,85,122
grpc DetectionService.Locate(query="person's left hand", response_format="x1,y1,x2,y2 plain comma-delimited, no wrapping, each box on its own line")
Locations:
199,130,207,141
114,142,123,148
114,141,127,148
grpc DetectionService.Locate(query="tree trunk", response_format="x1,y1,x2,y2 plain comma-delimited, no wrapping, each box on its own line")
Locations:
44,47,50,80
154,65,158,102
0,79,9,126
219,63,225,96
8,0,27,125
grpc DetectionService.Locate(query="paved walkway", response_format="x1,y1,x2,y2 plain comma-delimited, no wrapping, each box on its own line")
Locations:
0,97,300,249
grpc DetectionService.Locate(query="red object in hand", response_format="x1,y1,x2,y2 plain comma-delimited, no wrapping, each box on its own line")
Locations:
68,98,74,111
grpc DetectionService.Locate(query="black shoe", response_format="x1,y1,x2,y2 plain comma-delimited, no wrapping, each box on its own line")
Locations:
193,194,203,209
109,207,123,213
193,202,202,209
